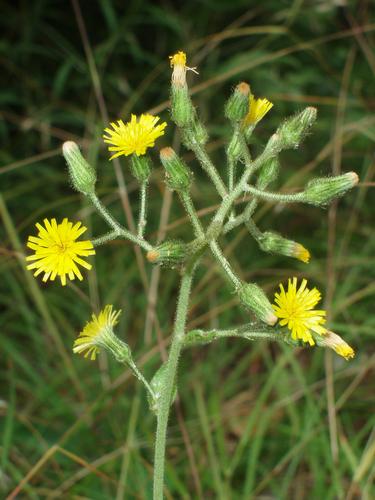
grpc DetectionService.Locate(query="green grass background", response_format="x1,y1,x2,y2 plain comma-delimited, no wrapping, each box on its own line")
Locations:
1,0,374,498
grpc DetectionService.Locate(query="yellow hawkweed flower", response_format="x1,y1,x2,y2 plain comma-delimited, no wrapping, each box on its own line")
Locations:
318,331,355,360
293,243,311,263
273,277,327,345
73,305,121,360
103,114,167,159
244,94,273,126
26,218,95,286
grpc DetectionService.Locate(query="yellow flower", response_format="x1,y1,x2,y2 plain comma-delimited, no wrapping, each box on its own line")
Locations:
73,305,121,360
293,243,311,263
244,94,273,126
26,218,95,286
103,114,167,159
169,50,187,67
318,331,355,360
273,277,327,345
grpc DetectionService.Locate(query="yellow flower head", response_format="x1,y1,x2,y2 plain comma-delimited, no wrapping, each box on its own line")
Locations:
73,305,121,360
103,114,167,159
318,331,355,360
169,51,187,68
293,243,311,264
273,277,327,345
244,94,273,126
26,218,95,286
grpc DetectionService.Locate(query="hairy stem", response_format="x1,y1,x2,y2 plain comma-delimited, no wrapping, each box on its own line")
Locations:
244,185,305,204
89,193,152,252
137,181,148,238
153,270,194,500
186,133,227,198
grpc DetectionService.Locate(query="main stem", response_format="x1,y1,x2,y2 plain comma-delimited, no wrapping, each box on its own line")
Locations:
153,270,194,500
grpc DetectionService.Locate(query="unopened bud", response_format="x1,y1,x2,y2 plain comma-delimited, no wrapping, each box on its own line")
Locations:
63,141,96,195
316,330,355,360
256,157,280,189
303,172,358,206
171,86,194,127
148,362,177,414
130,155,151,183
147,240,188,268
225,82,250,122
238,283,277,325
259,232,310,263
160,147,192,192
227,132,242,161
277,107,317,149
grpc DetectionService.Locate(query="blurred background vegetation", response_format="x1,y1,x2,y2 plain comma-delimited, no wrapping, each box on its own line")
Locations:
1,0,374,498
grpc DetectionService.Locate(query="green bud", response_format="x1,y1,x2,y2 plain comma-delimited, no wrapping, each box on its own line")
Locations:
225,82,250,122
63,141,96,195
303,172,359,206
227,132,242,161
171,86,194,127
258,231,310,263
277,107,317,149
256,157,280,189
191,114,209,145
130,154,151,183
160,147,192,192
148,362,177,415
238,283,277,325
147,240,188,268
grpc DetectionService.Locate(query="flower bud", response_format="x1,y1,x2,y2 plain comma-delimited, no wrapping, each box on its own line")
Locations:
303,172,358,206
256,157,280,189
259,231,310,263
225,82,250,122
148,362,177,415
227,132,242,161
238,283,277,325
316,330,355,360
277,107,317,149
160,147,192,192
130,154,152,183
147,240,188,268
63,141,96,195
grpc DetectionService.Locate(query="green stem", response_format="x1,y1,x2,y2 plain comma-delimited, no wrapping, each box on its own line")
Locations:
89,193,152,252
137,182,148,238
244,185,305,204
128,359,155,402
153,270,194,500
228,155,236,193
209,241,242,289
186,133,227,198
180,192,206,239
92,230,119,246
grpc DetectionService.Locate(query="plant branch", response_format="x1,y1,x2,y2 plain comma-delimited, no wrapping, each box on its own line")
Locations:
89,193,153,252
137,181,148,238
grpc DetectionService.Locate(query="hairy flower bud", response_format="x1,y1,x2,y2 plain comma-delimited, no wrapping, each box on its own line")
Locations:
239,283,277,325
63,141,96,195
303,172,358,206
160,147,192,192
148,362,177,414
147,240,188,268
259,231,310,263
277,107,317,149
225,82,250,122
256,157,280,189
130,154,152,183
169,52,194,127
